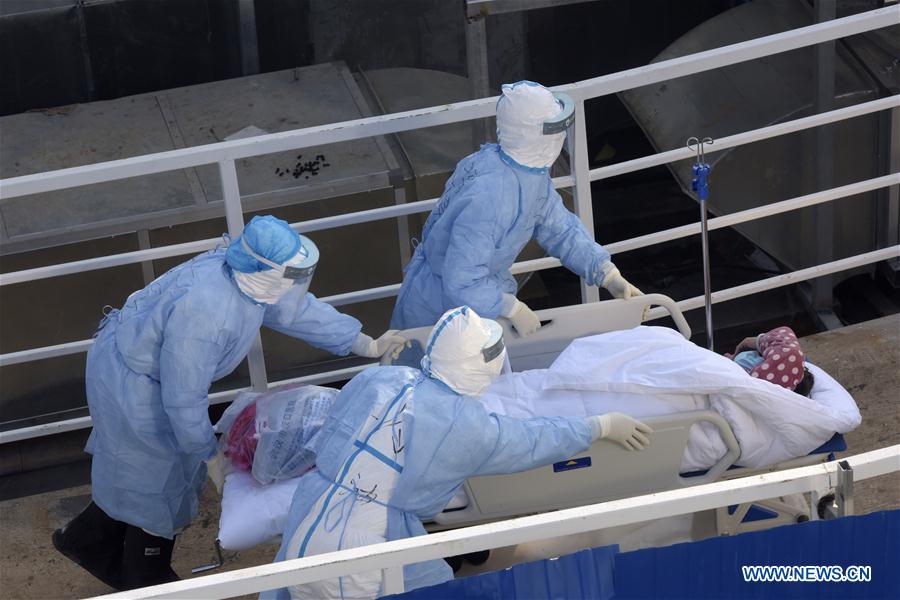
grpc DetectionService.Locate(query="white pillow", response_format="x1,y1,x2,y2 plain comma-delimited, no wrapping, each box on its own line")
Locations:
218,471,302,551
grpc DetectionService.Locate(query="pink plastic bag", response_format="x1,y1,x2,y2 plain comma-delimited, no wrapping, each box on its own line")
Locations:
225,402,258,472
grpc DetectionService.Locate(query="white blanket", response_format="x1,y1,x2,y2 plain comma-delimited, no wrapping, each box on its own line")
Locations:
481,326,861,471
219,471,303,551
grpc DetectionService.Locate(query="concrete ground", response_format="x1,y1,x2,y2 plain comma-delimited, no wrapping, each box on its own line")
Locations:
799,314,900,515
0,480,274,600
1,315,897,599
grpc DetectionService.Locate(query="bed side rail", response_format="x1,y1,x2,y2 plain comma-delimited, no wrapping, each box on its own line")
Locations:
384,294,691,371
433,409,739,527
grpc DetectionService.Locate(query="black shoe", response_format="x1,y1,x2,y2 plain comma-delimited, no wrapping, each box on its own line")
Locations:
120,526,180,590
463,550,490,566
52,501,126,590
444,555,464,573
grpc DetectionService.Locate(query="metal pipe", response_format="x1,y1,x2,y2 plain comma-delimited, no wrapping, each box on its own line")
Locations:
569,99,600,304
811,0,838,325
219,160,268,391
700,198,713,351
688,136,715,350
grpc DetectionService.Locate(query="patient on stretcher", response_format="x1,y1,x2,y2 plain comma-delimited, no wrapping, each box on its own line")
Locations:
214,326,860,551
479,326,858,471
726,326,814,397
218,325,859,480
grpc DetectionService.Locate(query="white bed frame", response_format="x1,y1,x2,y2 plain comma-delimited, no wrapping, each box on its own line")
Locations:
385,295,838,535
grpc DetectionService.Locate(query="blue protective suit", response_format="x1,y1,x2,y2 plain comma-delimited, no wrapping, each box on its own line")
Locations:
263,366,592,599
390,144,611,329
85,248,361,538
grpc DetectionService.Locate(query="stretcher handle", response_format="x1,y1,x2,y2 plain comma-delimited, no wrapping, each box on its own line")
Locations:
639,294,692,340
384,294,691,366
674,410,741,486
529,295,691,342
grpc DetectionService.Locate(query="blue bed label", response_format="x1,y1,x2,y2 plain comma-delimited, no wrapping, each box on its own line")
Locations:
553,457,592,473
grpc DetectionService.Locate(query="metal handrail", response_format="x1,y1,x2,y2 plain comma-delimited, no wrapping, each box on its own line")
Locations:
92,446,900,599
1,97,895,288
0,6,894,200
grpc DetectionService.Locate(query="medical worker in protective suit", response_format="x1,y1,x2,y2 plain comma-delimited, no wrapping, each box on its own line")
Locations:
264,306,652,600
52,215,405,590
390,81,642,335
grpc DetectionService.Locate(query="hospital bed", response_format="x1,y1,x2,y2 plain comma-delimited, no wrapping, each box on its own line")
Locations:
212,294,850,563
381,294,847,536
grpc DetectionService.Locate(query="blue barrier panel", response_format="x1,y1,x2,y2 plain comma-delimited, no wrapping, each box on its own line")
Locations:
388,544,618,600
614,510,898,599
391,510,898,599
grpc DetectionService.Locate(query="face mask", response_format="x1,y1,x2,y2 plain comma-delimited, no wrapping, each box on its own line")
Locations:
442,348,505,396
234,250,306,304
501,130,566,169
444,363,499,396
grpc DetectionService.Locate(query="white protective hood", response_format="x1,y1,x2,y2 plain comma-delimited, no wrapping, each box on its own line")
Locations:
422,307,506,396
496,81,567,169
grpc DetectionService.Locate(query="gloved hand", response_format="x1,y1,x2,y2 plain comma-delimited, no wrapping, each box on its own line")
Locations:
588,412,653,451
206,451,227,495
600,265,643,300
501,293,541,336
351,330,407,358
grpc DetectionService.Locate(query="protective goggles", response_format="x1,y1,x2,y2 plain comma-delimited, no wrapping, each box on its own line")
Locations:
481,319,506,363
543,92,575,135
240,234,319,283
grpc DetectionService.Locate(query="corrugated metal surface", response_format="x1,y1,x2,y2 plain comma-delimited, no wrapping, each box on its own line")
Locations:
618,0,883,277
393,510,899,599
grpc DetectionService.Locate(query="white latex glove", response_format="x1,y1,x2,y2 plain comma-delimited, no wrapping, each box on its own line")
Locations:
351,330,407,358
600,265,643,300
206,451,227,495
588,412,653,451
500,293,541,336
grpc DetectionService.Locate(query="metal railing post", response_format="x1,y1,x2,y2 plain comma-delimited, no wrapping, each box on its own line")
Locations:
567,98,601,304
381,567,405,595
811,0,839,329
219,159,269,392
836,459,855,517
465,9,492,147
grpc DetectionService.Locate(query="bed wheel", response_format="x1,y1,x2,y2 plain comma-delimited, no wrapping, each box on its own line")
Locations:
817,493,836,519
444,555,464,572
464,550,490,565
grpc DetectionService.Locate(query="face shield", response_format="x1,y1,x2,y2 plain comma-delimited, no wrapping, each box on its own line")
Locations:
240,234,319,298
543,92,575,135
482,319,508,380
496,82,576,170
